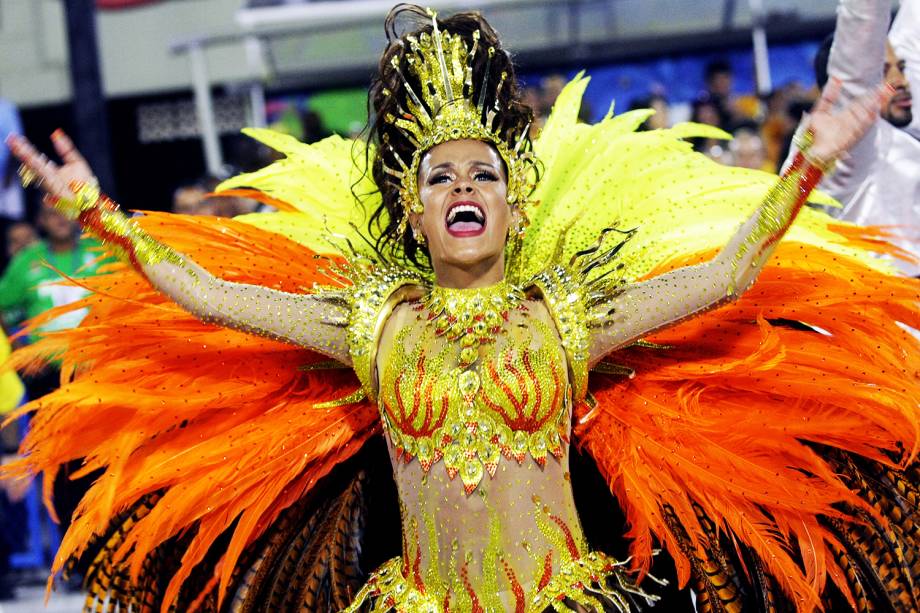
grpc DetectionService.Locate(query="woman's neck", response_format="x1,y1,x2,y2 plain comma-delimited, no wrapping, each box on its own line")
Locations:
431,253,505,289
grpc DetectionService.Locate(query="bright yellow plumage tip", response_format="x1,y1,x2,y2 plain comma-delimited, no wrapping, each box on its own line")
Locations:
219,75,887,285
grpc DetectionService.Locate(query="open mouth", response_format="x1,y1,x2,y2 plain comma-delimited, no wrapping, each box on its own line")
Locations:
892,95,912,109
891,87,912,108
445,201,486,237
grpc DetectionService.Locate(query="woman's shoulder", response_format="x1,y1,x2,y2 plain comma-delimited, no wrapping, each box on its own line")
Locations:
345,267,426,399
519,272,590,398
387,298,423,328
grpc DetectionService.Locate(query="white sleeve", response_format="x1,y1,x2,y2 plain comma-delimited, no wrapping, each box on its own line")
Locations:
891,0,920,139
814,0,892,205
829,0,890,94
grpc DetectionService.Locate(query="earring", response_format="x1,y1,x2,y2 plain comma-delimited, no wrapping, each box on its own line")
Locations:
511,208,529,239
412,226,426,246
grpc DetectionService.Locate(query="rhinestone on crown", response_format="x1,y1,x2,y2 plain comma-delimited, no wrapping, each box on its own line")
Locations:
381,9,531,234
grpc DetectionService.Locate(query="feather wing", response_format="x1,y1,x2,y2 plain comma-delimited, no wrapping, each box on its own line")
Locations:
521,75,890,284
527,77,920,610
214,129,387,264
2,213,379,611
577,241,919,610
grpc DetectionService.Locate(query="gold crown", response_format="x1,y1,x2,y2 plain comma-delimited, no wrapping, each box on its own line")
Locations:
381,10,530,234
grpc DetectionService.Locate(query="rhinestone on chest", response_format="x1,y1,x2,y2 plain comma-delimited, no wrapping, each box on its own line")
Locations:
380,281,571,494
419,281,525,367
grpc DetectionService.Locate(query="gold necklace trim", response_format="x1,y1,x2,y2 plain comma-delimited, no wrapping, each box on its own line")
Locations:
417,280,525,368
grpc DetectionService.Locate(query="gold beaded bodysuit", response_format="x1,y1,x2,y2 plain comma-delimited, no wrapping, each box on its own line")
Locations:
346,281,641,612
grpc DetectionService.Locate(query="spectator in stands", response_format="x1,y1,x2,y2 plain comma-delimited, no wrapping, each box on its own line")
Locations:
6,222,37,259
522,85,544,137
760,88,795,171
729,127,770,171
777,96,815,172
300,110,331,144
176,175,264,218
629,94,670,131
172,183,211,216
691,97,721,127
690,98,730,161
0,202,103,350
890,0,919,140
703,59,740,129
540,74,567,117
212,193,260,217
538,73,592,123
793,0,918,275
2,222,39,333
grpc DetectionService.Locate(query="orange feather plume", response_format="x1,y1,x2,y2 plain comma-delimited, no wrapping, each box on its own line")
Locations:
576,234,919,611
2,213,378,610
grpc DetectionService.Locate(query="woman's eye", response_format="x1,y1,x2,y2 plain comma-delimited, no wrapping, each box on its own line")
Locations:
429,173,451,185
474,170,498,181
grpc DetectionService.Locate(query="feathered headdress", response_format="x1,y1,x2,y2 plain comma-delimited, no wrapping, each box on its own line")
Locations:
380,9,532,235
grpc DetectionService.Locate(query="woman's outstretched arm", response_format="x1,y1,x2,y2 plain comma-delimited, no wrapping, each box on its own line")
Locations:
587,80,892,366
8,131,351,364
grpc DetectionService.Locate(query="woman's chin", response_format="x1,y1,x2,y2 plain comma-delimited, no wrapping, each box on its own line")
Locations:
433,244,503,271
427,224,508,273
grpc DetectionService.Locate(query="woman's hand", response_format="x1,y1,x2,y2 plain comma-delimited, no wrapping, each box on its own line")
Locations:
805,78,895,166
6,130,97,216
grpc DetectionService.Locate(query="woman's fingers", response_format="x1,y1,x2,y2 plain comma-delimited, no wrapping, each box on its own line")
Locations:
6,134,72,198
814,77,841,116
7,134,48,170
8,134,58,182
50,129,88,167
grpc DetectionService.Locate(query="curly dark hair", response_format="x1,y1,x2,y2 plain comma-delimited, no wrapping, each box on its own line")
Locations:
362,3,534,269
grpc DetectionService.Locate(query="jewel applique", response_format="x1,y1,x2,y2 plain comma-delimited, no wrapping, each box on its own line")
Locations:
381,282,573,494
418,280,524,368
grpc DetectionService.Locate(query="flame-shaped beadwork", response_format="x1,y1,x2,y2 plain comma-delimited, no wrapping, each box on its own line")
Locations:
380,283,570,494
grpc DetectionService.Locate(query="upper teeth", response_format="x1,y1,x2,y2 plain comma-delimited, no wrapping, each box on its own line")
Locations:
447,204,484,224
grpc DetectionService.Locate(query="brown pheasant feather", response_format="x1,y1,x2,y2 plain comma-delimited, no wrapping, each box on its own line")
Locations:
823,451,920,611
661,503,744,613
657,453,920,612
62,445,379,613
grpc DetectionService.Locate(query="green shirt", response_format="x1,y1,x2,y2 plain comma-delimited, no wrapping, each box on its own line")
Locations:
0,238,105,336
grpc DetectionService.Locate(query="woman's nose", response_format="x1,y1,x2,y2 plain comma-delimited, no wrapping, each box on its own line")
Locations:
453,182,473,193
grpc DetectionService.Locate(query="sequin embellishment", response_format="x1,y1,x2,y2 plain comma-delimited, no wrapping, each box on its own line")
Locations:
342,498,655,613
379,282,572,494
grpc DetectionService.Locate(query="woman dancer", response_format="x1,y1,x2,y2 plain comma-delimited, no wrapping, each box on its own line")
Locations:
6,6,918,612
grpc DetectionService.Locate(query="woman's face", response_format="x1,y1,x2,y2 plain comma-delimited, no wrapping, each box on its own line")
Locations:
415,139,511,283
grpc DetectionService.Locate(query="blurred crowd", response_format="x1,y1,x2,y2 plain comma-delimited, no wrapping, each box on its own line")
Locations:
524,60,819,175
683,60,816,172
